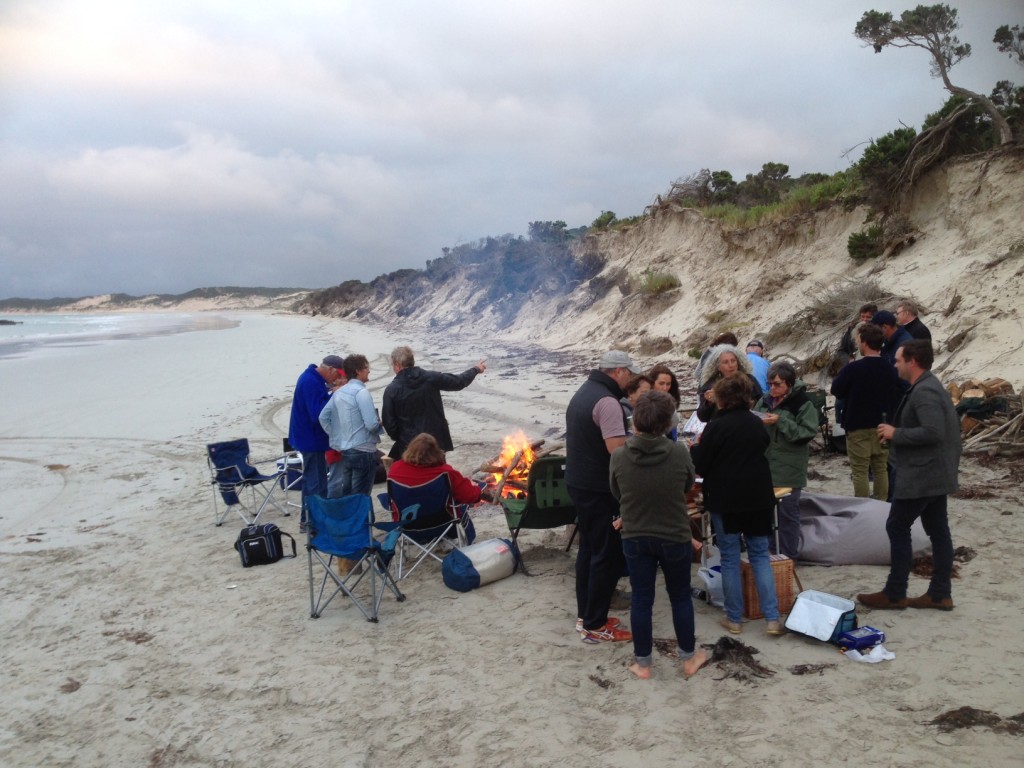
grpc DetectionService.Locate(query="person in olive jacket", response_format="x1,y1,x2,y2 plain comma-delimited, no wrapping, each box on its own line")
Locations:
754,361,820,559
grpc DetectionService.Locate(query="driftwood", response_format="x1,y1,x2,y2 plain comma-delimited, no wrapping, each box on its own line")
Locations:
492,450,523,500
961,391,1024,456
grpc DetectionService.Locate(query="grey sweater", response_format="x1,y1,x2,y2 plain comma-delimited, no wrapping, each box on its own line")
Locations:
609,433,696,543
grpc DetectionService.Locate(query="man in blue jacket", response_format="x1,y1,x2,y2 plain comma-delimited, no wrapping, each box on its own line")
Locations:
858,340,961,611
289,355,345,531
873,310,913,367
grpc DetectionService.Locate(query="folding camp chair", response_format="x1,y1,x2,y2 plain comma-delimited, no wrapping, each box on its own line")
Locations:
378,474,474,580
306,494,405,622
498,455,577,575
805,389,840,452
206,439,290,526
277,438,304,514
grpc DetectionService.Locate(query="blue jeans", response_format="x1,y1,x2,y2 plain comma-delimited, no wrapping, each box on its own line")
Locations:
711,513,780,623
567,486,626,631
884,495,953,600
299,451,328,525
623,537,696,666
330,449,377,498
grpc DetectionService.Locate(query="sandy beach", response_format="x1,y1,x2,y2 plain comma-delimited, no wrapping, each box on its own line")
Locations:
1,311,1021,767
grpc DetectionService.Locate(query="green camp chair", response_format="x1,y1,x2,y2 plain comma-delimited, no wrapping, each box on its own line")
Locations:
499,455,577,575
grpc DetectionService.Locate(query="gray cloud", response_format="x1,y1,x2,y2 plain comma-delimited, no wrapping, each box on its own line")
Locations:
0,0,1018,297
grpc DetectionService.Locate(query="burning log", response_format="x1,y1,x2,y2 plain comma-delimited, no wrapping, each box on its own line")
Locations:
493,449,523,500
477,431,555,500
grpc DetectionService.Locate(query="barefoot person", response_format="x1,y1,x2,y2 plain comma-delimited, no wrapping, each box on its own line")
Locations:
610,390,708,679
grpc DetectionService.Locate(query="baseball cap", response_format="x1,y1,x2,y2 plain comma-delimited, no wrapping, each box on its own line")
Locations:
746,339,764,349
871,311,897,327
322,355,345,369
598,350,641,373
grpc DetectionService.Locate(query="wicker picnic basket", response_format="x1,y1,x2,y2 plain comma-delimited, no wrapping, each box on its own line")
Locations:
741,554,797,619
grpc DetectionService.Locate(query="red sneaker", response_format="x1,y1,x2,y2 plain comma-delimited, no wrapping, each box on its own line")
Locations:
576,616,621,633
581,621,632,644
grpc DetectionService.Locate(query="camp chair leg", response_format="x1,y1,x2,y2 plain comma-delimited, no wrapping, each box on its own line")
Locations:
509,529,532,577
564,524,578,552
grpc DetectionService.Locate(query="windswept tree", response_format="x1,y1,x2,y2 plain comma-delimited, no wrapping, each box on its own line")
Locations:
993,24,1024,67
855,5,1014,145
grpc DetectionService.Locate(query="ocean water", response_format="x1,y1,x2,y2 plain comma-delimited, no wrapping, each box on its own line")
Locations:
0,313,237,361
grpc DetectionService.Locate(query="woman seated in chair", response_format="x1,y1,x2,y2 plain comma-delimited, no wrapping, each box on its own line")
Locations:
387,433,482,529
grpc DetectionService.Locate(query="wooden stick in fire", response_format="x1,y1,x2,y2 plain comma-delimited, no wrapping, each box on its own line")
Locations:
492,449,523,500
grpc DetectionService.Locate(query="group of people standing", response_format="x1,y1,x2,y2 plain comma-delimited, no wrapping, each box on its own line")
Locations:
566,297,960,678
830,301,959,612
285,303,960,677
565,345,804,680
287,347,486,532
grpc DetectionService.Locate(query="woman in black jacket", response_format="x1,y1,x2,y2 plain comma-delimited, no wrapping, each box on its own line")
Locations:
691,375,785,636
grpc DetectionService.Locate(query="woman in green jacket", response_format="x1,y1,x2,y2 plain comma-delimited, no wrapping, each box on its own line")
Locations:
754,361,820,559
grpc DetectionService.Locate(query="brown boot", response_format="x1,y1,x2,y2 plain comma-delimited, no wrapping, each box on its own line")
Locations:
906,593,954,611
337,557,357,576
856,591,907,610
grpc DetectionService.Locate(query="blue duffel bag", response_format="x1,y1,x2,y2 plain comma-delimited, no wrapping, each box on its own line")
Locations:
442,538,518,592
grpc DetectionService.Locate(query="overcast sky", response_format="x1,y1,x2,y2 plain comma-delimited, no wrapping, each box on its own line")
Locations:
1,0,1019,299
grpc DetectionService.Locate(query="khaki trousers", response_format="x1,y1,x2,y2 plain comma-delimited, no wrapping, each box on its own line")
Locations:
845,428,889,499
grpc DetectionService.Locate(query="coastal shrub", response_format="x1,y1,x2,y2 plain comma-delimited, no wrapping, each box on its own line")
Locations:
638,269,680,295
688,347,702,359
848,225,884,261
705,309,728,324
591,210,617,230
575,251,607,280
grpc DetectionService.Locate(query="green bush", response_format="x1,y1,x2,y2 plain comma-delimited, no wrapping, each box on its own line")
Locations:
848,225,884,261
638,270,680,295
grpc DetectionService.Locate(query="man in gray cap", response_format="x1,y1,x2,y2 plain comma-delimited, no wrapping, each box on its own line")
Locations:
565,349,641,644
289,355,345,532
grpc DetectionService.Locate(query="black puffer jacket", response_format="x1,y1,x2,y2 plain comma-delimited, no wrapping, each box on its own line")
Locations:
382,365,479,458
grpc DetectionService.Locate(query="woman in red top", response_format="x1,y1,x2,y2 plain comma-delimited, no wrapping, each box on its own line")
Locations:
387,434,482,528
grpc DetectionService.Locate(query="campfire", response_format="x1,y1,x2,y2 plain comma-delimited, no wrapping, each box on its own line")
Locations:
473,431,563,500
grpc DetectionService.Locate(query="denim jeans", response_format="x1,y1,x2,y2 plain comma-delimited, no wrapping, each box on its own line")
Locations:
711,513,780,623
623,537,696,666
299,451,328,525
884,495,953,600
330,449,377,498
567,486,626,631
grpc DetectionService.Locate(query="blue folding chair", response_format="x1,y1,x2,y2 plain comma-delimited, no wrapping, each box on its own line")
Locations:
207,438,290,526
377,474,475,580
306,495,406,622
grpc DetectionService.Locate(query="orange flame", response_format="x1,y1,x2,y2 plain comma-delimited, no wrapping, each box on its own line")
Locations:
491,429,536,487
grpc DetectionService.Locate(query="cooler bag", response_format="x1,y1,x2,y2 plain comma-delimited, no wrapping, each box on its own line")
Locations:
442,538,517,592
784,589,858,643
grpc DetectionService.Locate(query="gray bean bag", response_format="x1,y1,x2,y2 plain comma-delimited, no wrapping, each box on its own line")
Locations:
797,493,931,566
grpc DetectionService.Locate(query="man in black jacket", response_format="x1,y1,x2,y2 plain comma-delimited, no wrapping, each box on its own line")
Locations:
896,299,931,340
381,346,486,459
